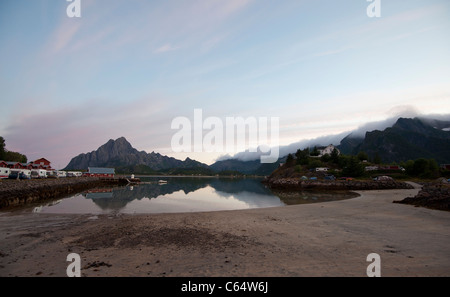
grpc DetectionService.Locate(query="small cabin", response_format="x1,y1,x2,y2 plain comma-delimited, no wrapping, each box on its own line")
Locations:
6,162,25,169
441,164,450,171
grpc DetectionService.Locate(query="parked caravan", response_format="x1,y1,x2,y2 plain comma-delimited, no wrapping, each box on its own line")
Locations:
20,169,31,179
0,168,11,179
31,169,47,178
56,170,67,178
8,169,31,179
9,169,31,179
67,171,82,177
315,167,329,172
46,170,57,178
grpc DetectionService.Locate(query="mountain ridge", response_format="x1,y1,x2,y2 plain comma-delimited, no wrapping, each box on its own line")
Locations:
64,116,450,174
337,117,450,164
64,137,209,171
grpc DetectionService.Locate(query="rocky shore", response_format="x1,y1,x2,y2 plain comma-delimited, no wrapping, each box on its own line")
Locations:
263,177,414,191
0,177,134,209
394,182,450,211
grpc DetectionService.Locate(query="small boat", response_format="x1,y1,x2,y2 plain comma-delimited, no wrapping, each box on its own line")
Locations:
158,180,168,184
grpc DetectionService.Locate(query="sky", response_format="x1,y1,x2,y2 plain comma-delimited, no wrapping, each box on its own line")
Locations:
0,0,449,169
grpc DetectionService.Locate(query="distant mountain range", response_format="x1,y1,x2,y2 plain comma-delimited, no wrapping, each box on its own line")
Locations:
337,117,450,164
64,116,450,174
64,137,209,172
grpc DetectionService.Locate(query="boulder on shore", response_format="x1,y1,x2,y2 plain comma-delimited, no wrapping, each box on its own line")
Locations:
394,180,450,211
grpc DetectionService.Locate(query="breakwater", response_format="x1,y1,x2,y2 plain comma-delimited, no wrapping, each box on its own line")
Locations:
0,177,137,209
263,178,414,191
394,183,450,211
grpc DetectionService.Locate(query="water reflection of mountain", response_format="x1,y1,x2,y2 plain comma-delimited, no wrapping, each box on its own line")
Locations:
209,178,273,196
82,177,272,211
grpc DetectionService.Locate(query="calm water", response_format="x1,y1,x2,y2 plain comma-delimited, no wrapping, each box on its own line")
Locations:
31,177,359,214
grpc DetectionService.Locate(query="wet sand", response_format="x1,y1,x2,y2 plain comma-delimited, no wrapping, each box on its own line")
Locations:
0,182,449,277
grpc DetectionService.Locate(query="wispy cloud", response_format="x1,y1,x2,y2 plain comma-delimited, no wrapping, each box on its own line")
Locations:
154,43,179,53
46,20,82,55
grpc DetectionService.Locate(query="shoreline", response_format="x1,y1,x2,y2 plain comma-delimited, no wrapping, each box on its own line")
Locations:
263,177,415,191
0,177,136,210
1,182,449,277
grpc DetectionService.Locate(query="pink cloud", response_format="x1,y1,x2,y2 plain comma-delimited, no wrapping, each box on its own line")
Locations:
3,94,178,169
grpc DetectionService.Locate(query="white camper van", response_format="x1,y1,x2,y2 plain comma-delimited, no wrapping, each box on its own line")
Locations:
20,169,31,179
315,167,329,172
9,169,31,179
31,169,47,179
0,168,11,179
56,170,67,178
67,171,82,177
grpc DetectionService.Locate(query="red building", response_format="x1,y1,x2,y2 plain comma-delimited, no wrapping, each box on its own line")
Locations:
32,158,51,166
30,158,53,171
5,162,25,169
0,158,54,172
84,167,115,178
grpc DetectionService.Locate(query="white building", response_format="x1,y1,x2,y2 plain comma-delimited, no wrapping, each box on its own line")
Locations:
318,145,340,157
315,167,329,172
365,166,379,171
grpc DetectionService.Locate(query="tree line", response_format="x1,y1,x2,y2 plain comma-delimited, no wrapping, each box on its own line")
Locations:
0,136,28,163
284,146,447,179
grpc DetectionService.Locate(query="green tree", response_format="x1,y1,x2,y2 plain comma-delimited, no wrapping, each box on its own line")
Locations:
412,158,428,176
330,148,340,164
4,151,27,163
408,158,440,178
320,153,331,163
0,136,5,160
403,160,415,175
308,159,323,170
295,148,309,165
342,156,364,177
357,151,369,162
372,152,382,164
427,159,440,178
337,154,350,169
286,153,295,167
0,136,27,162
310,146,320,157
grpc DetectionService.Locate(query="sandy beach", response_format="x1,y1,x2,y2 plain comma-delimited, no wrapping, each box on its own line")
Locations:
0,181,449,277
